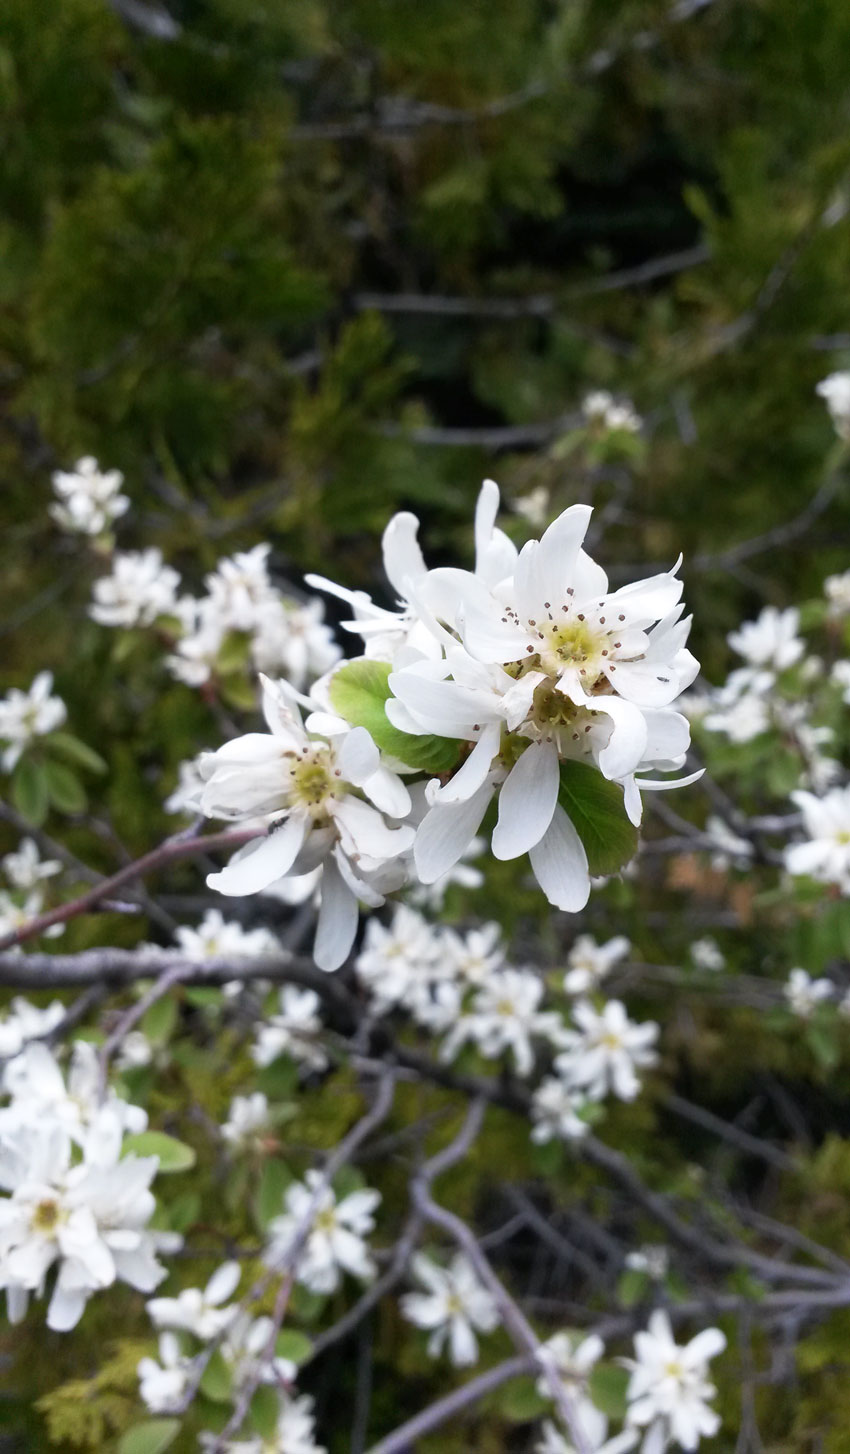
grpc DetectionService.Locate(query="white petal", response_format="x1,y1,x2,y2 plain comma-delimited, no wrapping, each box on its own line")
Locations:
382,512,426,598
314,856,358,970
492,741,559,860
206,1260,241,1306
528,804,590,911
415,782,495,883
535,505,593,609
459,595,530,665
207,817,307,896
337,726,380,784
432,723,501,803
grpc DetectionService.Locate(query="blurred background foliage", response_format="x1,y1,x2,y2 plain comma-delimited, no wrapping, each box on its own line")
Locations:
2,1,850,1450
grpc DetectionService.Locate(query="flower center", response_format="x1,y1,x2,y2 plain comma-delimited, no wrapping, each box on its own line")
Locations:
31,1197,63,1234
314,1206,338,1234
540,618,602,671
600,1032,623,1051
287,748,341,820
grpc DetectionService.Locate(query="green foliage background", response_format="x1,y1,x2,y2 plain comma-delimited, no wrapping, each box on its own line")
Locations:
2,1,850,1450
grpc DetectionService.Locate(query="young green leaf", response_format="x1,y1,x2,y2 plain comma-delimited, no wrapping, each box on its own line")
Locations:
557,761,637,877
122,1132,196,1173
328,660,460,774
117,1420,181,1454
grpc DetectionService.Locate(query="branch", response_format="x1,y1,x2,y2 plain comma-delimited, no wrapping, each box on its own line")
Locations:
0,827,261,951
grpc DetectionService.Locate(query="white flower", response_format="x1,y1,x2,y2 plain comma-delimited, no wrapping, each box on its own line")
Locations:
531,1078,592,1143
535,1331,613,1450
220,1312,296,1393
201,676,414,971
625,1246,669,1280
785,786,850,893
251,596,342,689
441,968,563,1077
689,938,725,972
147,1260,241,1339
825,570,850,617
1,839,62,889
175,909,281,969
0,672,67,771
555,1001,658,1102
221,1092,272,1150
625,1310,725,1452
441,921,505,985
265,1170,380,1294
138,1332,192,1414
0,997,66,1060
727,606,804,674
200,1391,326,1454
784,968,834,1018
537,1419,638,1454
204,544,275,632
354,905,444,1011
1,1039,147,1140
252,987,327,1073
582,391,641,433
90,549,180,628
166,601,226,686
831,660,850,704
816,371,850,440
401,1253,498,1365
115,1031,154,1071
0,1107,169,1330
514,486,551,528
563,935,630,994
50,457,129,536
406,837,485,911
164,754,210,815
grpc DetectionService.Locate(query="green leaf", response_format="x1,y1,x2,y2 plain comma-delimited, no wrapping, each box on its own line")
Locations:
328,659,460,774
200,1349,233,1404
250,1385,280,1440
44,759,87,814
118,1420,181,1454
122,1132,196,1172
47,731,107,774
142,993,178,1046
11,757,48,825
495,1375,549,1421
557,760,637,877
617,1267,650,1308
275,1329,313,1366
588,1363,629,1419
257,1158,293,1228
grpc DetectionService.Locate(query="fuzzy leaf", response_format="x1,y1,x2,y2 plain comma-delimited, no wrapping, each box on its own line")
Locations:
122,1131,196,1172
47,730,107,774
45,759,87,814
118,1420,181,1454
557,760,637,876
11,757,48,825
328,659,460,774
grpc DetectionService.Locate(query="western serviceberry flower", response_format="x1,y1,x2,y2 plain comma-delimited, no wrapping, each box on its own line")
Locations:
354,905,444,1011
200,1392,326,1454
624,1310,725,1452
401,1253,498,1365
0,997,66,1059
441,968,563,1077
555,1001,658,1102
816,371,850,440
784,968,834,1018
50,457,129,536
537,1419,638,1454
147,1260,241,1339
582,390,642,433
1,838,62,889
90,548,180,628
563,935,630,994
201,676,414,970
0,672,67,771
727,606,804,675
535,1331,608,1448
221,1093,272,1151
264,1171,380,1294
825,570,850,616
625,1246,669,1280
221,1312,297,1393
252,987,328,1072
689,938,725,972
531,1078,593,1142
137,1332,192,1414
441,921,505,985
785,786,850,892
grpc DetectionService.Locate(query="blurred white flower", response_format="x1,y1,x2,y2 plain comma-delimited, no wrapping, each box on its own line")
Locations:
625,1310,725,1452
555,1001,658,1102
138,1332,192,1414
786,786,850,893
221,1092,272,1151
147,1260,241,1339
265,1171,380,1294
784,968,834,1018
90,548,180,628
442,969,563,1077
582,391,642,433
1,838,62,889
401,1253,498,1365
252,987,327,1073
0,672,67,771
689,938,725,972
816,371,850,440
563,934,630,995
50,457,129,537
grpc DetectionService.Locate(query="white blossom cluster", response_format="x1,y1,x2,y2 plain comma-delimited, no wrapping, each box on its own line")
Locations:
197,481,700,969
0,1040,175,1331
0,837,64,948
816,370,850,441
582,390,643,434
50,457,129,537
0,672,67,772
